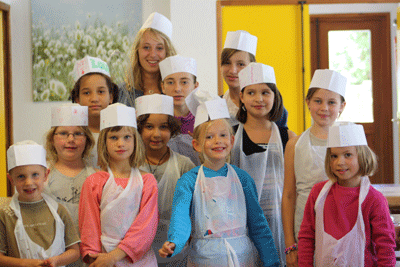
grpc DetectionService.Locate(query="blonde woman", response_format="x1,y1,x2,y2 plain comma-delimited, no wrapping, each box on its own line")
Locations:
119,12,177,106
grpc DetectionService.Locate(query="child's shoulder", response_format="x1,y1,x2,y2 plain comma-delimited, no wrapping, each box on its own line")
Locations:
310,180,330,195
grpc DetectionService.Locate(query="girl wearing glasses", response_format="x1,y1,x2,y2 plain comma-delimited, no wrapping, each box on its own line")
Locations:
44,104,95,265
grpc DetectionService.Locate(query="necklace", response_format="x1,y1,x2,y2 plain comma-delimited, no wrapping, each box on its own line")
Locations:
146,149,169,174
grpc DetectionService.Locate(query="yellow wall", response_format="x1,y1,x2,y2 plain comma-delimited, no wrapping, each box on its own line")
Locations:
222,4,311,134
0,11,7,197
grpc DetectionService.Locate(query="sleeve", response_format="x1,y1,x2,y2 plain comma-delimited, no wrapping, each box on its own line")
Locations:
57,204,80,248
78,172,106,261
297,183,322,266
117,173,159,263
234,166,280,267
167,168,198,256
368,190,396,266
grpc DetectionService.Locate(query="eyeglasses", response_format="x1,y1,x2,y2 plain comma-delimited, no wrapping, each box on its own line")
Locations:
54,131,86,139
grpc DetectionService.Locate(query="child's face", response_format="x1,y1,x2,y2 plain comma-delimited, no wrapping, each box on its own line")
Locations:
8,165,49,202
106,127,135,164
330,146,361,187
221,51,251,90
76,74,113,118
306,88,345,127
138,31,166,74
194,120,234,165
240,83,275,120
53,126,87,162
141,114,171,152
162,72,198,109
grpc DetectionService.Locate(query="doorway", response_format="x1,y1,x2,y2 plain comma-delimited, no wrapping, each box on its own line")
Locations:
311,13,393,184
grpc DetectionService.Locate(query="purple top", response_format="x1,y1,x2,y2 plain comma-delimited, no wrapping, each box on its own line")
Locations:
176,111,195,134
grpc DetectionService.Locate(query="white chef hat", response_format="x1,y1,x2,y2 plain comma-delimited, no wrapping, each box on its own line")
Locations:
309,69,347,98
186,87,230,129
51,104,88,127
328,122,367,148
7,140,47,171
141,12,173,39
223,30,258,56
73,55,110,82
100,103,137,130
135,94,174,117
159,55,197,80
239,62,276,91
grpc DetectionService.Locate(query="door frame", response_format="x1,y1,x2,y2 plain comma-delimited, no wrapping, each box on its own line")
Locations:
0,2,13,196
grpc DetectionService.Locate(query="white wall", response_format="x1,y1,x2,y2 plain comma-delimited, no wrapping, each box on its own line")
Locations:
170,0,218,95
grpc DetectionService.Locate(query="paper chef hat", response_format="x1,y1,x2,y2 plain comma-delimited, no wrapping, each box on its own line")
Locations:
141,12,173,39
328,122,367,148
159,55,197,80
7,140,47,171
186,87,230,129
73,56,110,82
309,69,347,98
135,94,174,117
223,30,258,56
239,63,276,90
51,104,88,127
100,103,137,130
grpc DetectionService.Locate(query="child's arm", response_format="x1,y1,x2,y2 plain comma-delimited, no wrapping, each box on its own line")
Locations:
79,173,106,262
43,243,80,267
234,166,280,267
369,190,396,266
0,252,46,267
297,184,321,266
281,137,299,267
159,241,176,258
114,173,159,263
165,170,197,256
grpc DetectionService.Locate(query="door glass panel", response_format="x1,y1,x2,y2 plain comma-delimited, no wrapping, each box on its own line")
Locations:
328,30,373,123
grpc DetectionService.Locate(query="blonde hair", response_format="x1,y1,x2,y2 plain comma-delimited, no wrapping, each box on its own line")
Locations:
192,119,233,164
325,145,378,182
45,126,94,165
97,126,145,170
125,28,177,93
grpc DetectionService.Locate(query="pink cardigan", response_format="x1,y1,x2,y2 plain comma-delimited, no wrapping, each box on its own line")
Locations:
79,171,158,264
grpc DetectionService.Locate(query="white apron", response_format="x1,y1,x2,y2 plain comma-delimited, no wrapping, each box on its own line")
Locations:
10,193,66,265
168,134,201,166
152,150,188,266
314,177,369,267
231,122,285,266
188,164,257,267
294,128,328,238
100,167,156,267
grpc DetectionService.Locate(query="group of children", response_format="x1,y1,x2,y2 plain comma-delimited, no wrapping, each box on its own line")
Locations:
0,11,397,267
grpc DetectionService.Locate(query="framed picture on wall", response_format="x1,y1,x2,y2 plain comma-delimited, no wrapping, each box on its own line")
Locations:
31,0,141,102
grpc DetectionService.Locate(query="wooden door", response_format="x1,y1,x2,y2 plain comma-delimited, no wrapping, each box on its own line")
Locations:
311,13,393,184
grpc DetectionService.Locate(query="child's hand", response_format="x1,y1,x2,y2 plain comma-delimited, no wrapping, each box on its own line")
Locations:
40,259,55,267
159,241,176,258
285,250,298,267
188,131,193,138
88,253,116,267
